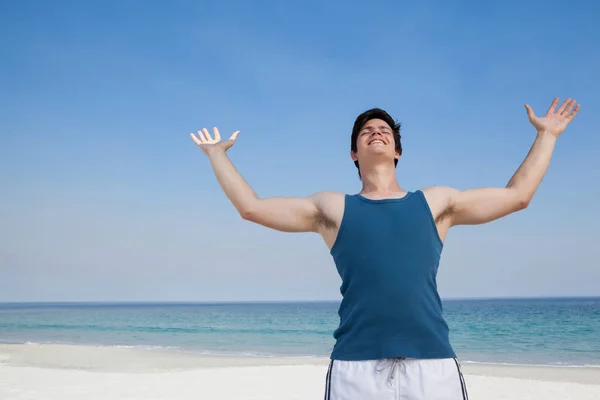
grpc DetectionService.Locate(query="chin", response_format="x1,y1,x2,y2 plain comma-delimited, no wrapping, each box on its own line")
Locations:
366,147,390,155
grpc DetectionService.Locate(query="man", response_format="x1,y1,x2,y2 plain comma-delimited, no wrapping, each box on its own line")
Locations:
190,97,580,400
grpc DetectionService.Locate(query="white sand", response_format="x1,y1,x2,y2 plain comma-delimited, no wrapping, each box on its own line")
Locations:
1,344,599,399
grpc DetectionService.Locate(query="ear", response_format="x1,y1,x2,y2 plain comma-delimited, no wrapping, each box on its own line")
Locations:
394,151,400,160
350,150,358,161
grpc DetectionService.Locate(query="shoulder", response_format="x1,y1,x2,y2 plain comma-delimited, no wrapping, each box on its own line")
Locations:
419,186,460,203
309,191,346,205
309,191,346,214
420,185,456,197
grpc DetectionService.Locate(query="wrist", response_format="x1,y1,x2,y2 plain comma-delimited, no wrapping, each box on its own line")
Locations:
536,130,558,141
206,147,227,158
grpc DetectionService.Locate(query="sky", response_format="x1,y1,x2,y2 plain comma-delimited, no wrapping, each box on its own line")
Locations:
1,0,599,302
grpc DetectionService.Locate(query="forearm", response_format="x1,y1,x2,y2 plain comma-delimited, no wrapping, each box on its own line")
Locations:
506,131,557,202
207,149,259,215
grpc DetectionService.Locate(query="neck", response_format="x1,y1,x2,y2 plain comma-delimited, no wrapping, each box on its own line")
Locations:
359,164,403,194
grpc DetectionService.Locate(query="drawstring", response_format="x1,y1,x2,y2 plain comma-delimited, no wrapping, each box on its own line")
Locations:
375,357,405,387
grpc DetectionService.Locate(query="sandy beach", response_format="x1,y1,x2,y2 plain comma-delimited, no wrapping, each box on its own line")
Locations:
0,344,599,400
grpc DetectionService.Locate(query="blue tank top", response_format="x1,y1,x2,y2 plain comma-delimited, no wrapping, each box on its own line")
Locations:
329,190,456,360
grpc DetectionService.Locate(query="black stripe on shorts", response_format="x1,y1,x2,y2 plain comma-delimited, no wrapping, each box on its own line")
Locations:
453,358,468,400
324,360,333,400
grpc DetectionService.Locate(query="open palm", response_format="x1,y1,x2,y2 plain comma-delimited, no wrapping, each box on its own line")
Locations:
525,97,580,137
190,127,240,155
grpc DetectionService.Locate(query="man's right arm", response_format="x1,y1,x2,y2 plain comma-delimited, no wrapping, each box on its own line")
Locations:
207,149,321,233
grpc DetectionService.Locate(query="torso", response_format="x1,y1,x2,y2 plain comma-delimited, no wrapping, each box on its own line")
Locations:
321,188,456,360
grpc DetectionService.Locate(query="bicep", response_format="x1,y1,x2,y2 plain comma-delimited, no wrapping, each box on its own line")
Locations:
240,195,320,233
448,187,528,226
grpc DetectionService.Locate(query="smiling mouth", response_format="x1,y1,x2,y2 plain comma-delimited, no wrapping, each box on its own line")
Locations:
368,139,385,145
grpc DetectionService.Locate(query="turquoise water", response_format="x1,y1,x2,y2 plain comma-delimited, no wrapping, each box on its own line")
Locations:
1,298,599,366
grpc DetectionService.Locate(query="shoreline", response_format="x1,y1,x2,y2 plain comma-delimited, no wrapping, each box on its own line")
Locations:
1,343,599,385
2,343,600,399
1,341,599,367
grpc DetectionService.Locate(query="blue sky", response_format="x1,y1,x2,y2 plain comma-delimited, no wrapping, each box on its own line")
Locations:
1,0,599,302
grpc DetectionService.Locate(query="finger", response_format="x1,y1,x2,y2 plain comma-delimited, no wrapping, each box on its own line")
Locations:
567,104,580,120
230,130,240,141
524,104,535,120
546,97,559,115
563,99,576,115
203,128,213,141
213,127,221,141
190,133,202,146
197,129,207,142
557,98,572,115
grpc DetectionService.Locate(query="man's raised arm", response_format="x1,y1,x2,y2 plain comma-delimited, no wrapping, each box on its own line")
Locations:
433,97,580,227
190,127,321,233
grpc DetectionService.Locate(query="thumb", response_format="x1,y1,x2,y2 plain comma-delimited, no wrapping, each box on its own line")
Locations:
524,104,535,120
229,130,240,141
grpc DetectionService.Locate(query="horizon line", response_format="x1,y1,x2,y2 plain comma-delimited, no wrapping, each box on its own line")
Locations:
1,295,599,305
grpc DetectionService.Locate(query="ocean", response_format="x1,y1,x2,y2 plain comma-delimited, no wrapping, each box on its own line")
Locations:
1,297,599,367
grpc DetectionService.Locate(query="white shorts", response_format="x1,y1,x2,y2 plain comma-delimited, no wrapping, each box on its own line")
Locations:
324,357,468,400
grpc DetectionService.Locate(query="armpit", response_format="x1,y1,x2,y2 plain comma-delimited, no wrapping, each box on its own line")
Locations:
315,208,337,230
435,203,454,224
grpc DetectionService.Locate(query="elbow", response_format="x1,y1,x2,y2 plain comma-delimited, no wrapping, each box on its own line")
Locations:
239,207,256,221
507,188,531,212
514,196,530,211
238,202,260,221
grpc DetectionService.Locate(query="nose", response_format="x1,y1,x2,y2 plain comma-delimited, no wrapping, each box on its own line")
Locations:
370,131,385,141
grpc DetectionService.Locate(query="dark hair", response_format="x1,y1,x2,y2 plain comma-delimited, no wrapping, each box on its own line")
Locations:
351,108,402,177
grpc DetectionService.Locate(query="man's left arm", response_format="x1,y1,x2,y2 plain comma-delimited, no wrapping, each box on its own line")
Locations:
434,97,580,227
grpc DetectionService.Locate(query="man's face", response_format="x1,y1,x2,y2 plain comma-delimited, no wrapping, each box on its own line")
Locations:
351,118,399,163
